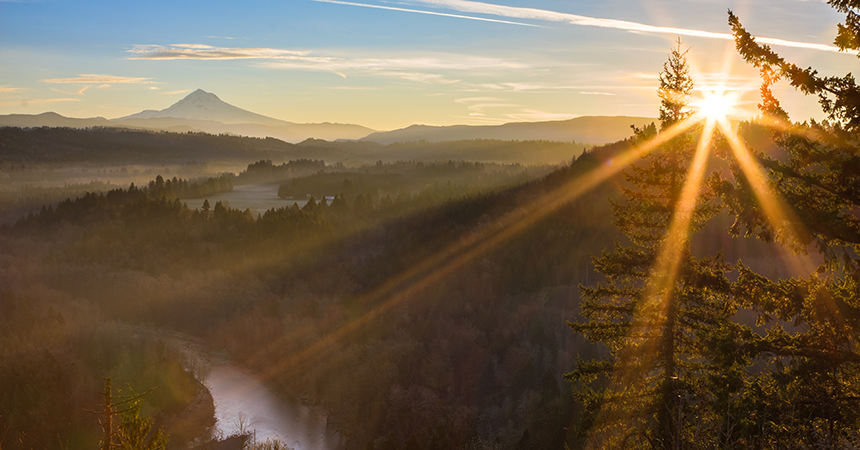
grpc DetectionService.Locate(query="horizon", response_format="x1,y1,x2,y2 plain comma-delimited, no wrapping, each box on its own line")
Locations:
1,0,855,130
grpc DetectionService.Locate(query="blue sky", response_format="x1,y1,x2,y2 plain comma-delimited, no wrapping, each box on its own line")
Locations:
0,0,854,130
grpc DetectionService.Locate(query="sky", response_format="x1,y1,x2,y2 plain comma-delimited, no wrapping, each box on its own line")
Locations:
0,0,856,131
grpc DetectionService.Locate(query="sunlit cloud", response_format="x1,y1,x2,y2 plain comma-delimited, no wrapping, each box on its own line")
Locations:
454,96,503,104
133,45,524,83
0,85,24,93
382,71,460,84
254,52,526,88
41,74,156,84
312,0,546,27
474,81,651,93
405,0,843,53
77,86,91,95
128,45,312,60
165,89,192,95
579,91,615,96
503,110,578,121
0,98,80,107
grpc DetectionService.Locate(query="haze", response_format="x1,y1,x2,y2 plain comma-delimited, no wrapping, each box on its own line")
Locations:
0,0,855,130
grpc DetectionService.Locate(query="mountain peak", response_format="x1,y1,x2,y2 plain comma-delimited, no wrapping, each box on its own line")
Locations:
183,89,220,102
119,89,290,126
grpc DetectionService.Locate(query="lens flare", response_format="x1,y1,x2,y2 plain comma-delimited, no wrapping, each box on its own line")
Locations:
693,90,740,123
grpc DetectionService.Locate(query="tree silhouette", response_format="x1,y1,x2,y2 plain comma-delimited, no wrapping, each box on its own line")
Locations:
567,42,739,449
712,7,860,447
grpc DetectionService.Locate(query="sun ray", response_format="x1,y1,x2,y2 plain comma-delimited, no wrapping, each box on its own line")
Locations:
716,119,815,271
714,119,850,326
246,116,704,385
585,119,717,443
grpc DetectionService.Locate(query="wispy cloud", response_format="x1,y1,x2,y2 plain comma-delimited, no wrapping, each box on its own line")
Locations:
455,96,505,104
129,44,312,60
130,43,527,85
473,82,635,92
165,89,192,95
503,109,578,122
397,0,843,53
382,71,460,84
691,72,760,92
312,0,545,28
41,74,156,84
0,85,24,93
579,91,615,96
259,52,524,84
0,98,80,107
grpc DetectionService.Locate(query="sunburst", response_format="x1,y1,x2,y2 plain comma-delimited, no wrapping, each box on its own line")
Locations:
692,88,741,123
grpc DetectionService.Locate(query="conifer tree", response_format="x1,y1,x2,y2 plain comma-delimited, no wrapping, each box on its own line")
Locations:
709,7,860,447
567,42,738,449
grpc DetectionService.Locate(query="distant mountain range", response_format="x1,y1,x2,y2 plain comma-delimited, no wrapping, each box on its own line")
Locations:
359,116,654,145
0,90,375,143
0,89,654,145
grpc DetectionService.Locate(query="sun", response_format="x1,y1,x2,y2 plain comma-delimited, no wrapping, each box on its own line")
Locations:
693,90,740,122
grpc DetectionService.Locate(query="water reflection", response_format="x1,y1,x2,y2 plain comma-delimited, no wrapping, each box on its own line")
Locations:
205,363,338,450
184,184,309,215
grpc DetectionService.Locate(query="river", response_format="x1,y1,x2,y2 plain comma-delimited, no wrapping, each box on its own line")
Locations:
184,184,309,215
137,326,340,449
206,363,340,449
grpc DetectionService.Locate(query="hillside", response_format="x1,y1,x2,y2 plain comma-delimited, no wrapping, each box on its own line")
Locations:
360,115,655,145
0,90,375,143
0,127,591,167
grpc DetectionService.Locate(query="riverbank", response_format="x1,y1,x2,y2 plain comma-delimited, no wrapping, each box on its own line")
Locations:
130,325,340,450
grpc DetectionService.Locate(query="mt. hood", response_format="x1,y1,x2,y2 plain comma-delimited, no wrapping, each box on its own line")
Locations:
120,89,291,126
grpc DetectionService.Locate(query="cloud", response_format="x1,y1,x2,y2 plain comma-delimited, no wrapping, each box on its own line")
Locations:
691,72,760,92
579,91,615,96
131,43,527,86
256,52,524,85
402,0,843,53
129,45,312,60
0,98,80,107
169,43,216,49
312,0,545,28
503,109,579,121
0,85,24,93
382,71,460,84
165,89,192,95
42,74,156,84
455,96,504,103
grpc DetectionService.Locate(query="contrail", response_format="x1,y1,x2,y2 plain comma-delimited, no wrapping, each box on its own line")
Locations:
330,0,842,53
312,0,547,28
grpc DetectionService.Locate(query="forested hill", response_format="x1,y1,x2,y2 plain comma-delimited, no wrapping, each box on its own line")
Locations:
0,140,630,449
0,127,355,165
0,133,797,449
0,126,590,167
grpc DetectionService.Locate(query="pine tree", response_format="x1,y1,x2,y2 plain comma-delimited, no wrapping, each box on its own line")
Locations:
567,41,738,449
711,7,860,447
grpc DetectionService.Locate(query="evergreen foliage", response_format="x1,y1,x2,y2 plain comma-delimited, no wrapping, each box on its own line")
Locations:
567,42,741,448
702,6,860,447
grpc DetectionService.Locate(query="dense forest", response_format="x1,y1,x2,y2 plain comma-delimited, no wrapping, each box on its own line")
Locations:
3,4,860,449
0,141,622,449
0,127,588,168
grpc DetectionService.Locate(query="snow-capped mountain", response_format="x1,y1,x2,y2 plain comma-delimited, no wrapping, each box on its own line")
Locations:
120,89,291,126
